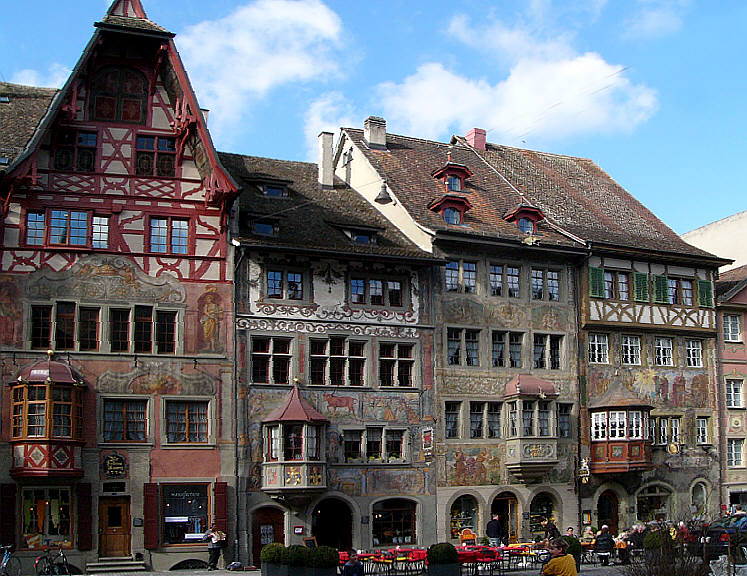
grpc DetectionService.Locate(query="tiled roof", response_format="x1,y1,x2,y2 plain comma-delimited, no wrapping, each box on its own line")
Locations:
342,129,582,250
97,14,173,35
0,82,58,165
263,385,328,424
716,264,747,299
468,138,719,259
219,152,434,261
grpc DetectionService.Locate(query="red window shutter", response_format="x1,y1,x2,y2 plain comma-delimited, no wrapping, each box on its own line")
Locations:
0,484,16,546
144,483,159,550
77,483,93,550
214,482,228,533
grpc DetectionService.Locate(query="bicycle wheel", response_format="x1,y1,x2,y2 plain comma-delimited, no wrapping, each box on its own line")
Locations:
35,556,52,576
3,555,22,576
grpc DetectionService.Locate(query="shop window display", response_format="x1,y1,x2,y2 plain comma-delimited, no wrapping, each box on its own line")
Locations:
450,495,478,539
22,487,72,549
162,484,209,544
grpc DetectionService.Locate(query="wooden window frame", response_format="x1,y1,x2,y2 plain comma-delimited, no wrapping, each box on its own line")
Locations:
135,134,177,178
250,336,292,385
378,341,415,387
10,382,83,441
308,335,367,386
102,398,148,442
53,128,97,173
149,216,190,255
165,400,210,444
349,274,406,308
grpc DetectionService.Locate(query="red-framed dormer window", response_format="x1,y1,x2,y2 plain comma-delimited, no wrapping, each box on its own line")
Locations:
429,195,472,225
504,200,545,234
432,161,472,195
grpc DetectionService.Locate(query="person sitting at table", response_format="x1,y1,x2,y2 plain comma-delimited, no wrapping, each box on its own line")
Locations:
566,526,575,538
542,537,577,576
542,517,561,542
594,525,615,566
580,525,595,544
342,549,364,576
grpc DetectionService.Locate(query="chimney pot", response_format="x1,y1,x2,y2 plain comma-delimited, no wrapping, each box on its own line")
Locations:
318,131,334,188
466,128,486,151
364,116,387,149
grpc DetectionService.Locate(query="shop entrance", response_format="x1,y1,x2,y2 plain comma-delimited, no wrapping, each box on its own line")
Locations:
491,492,519,543
252,506,285,566
98,497,131,557
312,498,352,550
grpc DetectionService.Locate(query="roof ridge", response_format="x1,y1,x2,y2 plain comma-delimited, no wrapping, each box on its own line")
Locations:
487,140,592,163
218,151,316,168
343,127,466,150
0,82,60,94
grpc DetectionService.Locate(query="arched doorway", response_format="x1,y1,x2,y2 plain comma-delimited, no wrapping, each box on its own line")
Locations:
530,493,556,540
637,484,671,523
252,506,284,566
598,490,619,535
491,492,518,543
449,495,478,540
312,498,353,550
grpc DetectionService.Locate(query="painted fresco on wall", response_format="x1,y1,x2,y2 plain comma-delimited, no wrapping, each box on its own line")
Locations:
531,305,567,331
485,302,525,326
24,255,185,303
444,446,502,486
328,468,363,496
443,299,484,324
0,280,20,346
362,394,420,423
544,444,574,483
96,363,215,395
198,286,223,353
587,367,715,409
362,467,432,496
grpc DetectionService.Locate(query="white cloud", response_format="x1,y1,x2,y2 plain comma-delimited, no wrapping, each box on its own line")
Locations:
303,92,357,162
177,0,344,145
377,14,658,145
11,63,70,88
623,0,689,39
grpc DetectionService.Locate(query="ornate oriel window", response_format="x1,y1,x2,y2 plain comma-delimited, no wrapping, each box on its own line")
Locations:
11,377,83,441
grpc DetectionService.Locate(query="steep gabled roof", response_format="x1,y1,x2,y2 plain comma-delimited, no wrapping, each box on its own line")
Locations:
221,152,436,262
341,128,584,252
0,83,59,166
1,0,236,208
462,136,724,262
263,385,328,424
717,264,747,301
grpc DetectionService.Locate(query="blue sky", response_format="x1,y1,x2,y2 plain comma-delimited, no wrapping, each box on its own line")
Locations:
2,0,745,235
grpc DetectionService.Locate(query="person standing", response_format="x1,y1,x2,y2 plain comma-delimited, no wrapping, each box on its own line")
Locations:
542,537,578,576
486,514,505,546
203,523,227,570
342,550,364,576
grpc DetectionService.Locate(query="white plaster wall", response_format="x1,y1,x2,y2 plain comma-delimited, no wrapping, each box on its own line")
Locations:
335,133,433,252
682,210,747,271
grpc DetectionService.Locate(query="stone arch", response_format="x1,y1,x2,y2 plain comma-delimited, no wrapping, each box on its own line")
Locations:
369,496,421,548
444,490,485,542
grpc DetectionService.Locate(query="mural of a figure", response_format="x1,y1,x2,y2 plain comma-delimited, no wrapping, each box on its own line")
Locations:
0,282,19,346
199,288,222,352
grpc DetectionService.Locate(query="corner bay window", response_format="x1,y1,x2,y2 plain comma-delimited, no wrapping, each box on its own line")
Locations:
162,484,208,545
310,336,365,386
372,499,416,546
591,410,647,441
22,487,71,549
166,401,208,443
11,382,82,440
265,423,322,461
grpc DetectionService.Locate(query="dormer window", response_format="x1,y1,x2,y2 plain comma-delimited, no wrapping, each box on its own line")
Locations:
252,218,279,237
262,183,288,198
504,198,545,235
351,230,376,244
518,217,534,234
429,195,472,226
446,175,462,192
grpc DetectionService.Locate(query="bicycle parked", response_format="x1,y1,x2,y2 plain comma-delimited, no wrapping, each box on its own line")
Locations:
35,545,71,576
1,545,21,576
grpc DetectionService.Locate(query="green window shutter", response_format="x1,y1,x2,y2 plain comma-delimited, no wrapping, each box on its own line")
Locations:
698,280,713,308
633,272,649,302
653,275,669,303
589,267,605,298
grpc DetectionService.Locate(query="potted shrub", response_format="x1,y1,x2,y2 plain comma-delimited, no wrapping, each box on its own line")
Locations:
306,545,339,576
643,528,675,562
427,542,460,576
562,536,582,571
282,545,310,573
260,543,286,576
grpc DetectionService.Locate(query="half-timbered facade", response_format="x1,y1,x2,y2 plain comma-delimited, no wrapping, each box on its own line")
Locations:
463,130,729,533
716,265,747,511
0,1,237,572
223,137,438,564
334,119,586,543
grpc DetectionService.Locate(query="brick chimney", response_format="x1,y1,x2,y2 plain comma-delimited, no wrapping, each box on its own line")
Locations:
466,128,486,151
364,116,387,150
318,131,334,188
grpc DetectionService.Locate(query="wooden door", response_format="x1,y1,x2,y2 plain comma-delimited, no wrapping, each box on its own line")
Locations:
252,507,284,567
597,490,619,536
492,493,519,543
99,497,131,557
